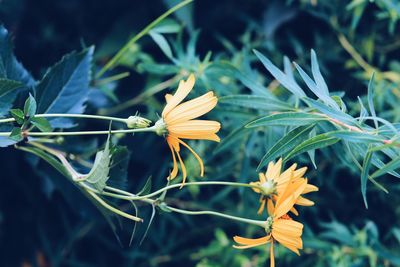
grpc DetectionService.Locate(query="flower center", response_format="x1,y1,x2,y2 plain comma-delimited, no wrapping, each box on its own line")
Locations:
260,180,277,196
154,119,168,136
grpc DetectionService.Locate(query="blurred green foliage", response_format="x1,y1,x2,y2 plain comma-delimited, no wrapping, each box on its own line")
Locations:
0,0,400,266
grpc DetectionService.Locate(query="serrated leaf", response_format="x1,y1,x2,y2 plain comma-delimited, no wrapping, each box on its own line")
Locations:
0,26,34,116
246,112,326,128
35,46,94,128
84,134,111,192
9,127,22,142
361,148,372,209
219,95,292,111
285,133,340,161
137,176,152,196
257,125,315,170
10,109,24,124
24,93,36,118
253,49,306,98
31,117,52,132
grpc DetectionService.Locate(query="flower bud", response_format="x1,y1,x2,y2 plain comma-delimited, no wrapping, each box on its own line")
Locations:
126,116,151,128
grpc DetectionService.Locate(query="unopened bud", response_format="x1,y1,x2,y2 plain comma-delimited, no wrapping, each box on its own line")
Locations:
126,116,151,128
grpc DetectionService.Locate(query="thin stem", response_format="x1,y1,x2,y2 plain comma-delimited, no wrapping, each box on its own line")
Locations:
0,125,158,137
95,71,130,86
166,205,266,228
0,113,129,124
86,190,143,222
96,0,193,78
99,181,261,201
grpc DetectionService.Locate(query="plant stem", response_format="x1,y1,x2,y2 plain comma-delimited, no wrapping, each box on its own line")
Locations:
86,190,143,222
0,126,157,137
96,0,194,78
100,181,261,201
166,205,266,228
0,113,129,124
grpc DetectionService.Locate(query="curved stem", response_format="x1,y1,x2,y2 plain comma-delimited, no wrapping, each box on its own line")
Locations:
0,126,158,137
96,0,194,78
166,205,266,228
0,113,129,124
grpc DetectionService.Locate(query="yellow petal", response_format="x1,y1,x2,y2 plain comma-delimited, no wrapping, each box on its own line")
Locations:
165,92,218,125
267,199,275,216
167,120,221,142
250,182,261,193
167,141,178,180
266,158,282,180
259,173,266,183
303,183,319,194
176,148,187,187
233,235,271,247
177,138,205,177
162,74,195,117
296,196,314,206
257,198,266,215
274,178,307,218
290,207,299,216
270,240,275,267
273,219,303,237
293,166,307,180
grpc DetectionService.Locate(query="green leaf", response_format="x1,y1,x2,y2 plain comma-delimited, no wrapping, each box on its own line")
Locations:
257,125,315,171
84,134,111,192
24,93,37,118
285,133,340,161
10,109,24,124
31,117,53,132
253,50,306,98
9,127,23,142
137,176,152,196
35,46,94,128
361,148,373,209
367,73,378,128
0,78,23,97
219,95,292,111
371,156,400,179
327,131,384,143
0,26,34,116
149,31,173,59
246,112,326,128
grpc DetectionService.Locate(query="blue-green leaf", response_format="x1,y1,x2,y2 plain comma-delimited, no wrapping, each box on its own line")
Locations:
219,95,292,111
361,148,372,208
246,112,326,128
35,46,94,128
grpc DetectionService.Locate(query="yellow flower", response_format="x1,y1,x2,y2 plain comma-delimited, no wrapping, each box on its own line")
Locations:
234,173,307,267
157,74,221,184
250,158,318,215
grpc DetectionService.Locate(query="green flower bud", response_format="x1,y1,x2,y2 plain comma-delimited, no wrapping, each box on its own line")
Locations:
126,116,151,128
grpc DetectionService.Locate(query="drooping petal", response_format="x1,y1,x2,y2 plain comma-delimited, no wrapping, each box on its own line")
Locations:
274,178,307,218
257,197,266,214
176,148,187,187
177,138,205,177
165,92,218,124
167,140,179,180
270,240,275,267
162,74,195,117
267,199,275,216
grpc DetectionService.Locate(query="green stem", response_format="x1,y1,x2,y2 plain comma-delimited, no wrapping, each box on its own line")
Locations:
100,181,261,201
0,126,158,137
96,0,194,78
86,190,143,222
166,205,266,228
0,113,129,124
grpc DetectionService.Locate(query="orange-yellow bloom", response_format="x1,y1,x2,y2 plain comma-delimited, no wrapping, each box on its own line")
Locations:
234,172,307,267
250,158,318,215
157,74,221,184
